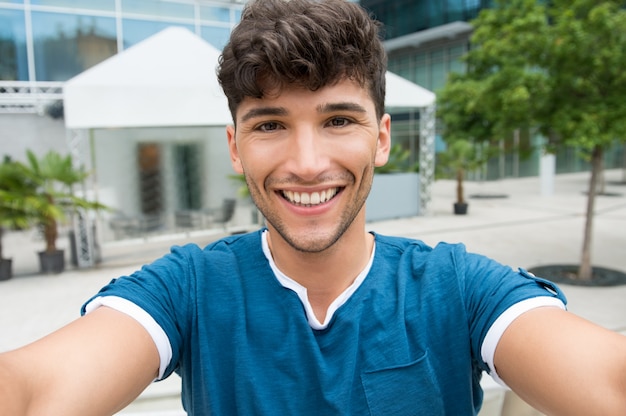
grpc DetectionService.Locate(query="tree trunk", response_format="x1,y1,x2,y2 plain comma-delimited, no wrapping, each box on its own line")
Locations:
456,168,465,204
44,217,58,253
0,226,4,259
578,145,603,280
622,145,626,183
596,154,605,194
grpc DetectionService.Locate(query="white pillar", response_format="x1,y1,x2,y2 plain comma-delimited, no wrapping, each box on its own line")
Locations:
539,151,556,196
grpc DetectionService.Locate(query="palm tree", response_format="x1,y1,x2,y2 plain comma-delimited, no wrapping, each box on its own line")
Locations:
437,139,487,215
0,157,36,279
24,150,105,273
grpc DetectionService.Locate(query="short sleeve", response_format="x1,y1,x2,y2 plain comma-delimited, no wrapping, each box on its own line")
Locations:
452,244,568,373
81,244,202,379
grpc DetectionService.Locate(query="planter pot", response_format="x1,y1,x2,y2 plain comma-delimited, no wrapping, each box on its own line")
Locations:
454,202,468,215
0,258,12,281
366,172,420,222
38,250,65,274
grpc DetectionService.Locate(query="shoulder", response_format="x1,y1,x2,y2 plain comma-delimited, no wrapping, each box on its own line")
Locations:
370,233,477,296
372,232,472,268
204,229,263,250
165,229,264,265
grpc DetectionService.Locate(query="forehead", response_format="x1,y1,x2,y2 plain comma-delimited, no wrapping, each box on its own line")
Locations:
234,78,375,122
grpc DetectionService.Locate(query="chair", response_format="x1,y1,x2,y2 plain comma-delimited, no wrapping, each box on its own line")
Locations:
206,198,236,230
174,210,205,229
109,212,163,239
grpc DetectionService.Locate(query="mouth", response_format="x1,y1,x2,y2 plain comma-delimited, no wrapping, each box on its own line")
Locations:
280,187,341,207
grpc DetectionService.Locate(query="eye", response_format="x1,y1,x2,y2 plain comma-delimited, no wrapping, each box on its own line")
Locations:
257,121,281,132
327,117,352,128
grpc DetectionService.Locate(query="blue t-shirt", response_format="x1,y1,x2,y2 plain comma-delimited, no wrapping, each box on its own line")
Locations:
83,231,566,415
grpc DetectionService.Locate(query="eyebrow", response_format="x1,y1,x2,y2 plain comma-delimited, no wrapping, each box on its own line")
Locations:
317,102,368,114
239,107,289,124
239,101,368,124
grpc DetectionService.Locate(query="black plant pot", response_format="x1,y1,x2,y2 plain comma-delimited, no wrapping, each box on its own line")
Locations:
0,258,12,281
453,202,468,215
38,250,65,274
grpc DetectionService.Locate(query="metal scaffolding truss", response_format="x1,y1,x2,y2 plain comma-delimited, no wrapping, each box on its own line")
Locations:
0,81,64,114
66,128,98,268
419,103,437,214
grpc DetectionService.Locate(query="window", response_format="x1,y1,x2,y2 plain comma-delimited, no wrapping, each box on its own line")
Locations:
31,11,117,81
137,143,163,215
200,25,230,51
174,143,202,211
30,0,115,11
122,19,193,48
0,8,27,80
199,5,231,23
121,0,194,19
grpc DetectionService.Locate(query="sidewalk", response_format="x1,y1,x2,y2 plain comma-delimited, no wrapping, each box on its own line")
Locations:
1,170,625,415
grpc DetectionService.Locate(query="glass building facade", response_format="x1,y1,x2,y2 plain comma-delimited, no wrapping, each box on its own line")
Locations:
363,0,490,41
0,0,242,82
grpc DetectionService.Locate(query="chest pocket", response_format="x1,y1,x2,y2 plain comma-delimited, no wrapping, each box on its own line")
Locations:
361,351,444,416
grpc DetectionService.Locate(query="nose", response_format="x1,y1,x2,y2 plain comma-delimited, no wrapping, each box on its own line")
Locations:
283,127,331,180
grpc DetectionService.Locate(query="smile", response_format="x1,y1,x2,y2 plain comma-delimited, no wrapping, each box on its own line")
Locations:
281,188,340,206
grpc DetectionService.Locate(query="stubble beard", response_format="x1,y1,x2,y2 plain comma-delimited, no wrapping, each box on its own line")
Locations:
244,167,374,254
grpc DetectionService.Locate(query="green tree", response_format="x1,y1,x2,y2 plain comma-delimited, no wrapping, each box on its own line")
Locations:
439,0,626,280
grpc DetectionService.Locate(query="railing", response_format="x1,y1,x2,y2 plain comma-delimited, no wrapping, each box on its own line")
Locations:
0,81,64,114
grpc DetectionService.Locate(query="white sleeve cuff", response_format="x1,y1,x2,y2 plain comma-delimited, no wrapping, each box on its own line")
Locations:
481,296,566,387
84,296,173,380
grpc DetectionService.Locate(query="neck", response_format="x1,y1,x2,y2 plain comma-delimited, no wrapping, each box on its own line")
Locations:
266,221,374,320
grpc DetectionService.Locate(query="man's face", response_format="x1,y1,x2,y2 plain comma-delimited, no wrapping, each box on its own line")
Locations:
227,79,390,253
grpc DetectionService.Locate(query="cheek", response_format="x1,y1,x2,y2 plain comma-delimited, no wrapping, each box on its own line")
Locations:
239,159,270,191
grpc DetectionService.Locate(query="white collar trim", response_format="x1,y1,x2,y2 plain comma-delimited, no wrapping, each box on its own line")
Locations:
261,230,375,330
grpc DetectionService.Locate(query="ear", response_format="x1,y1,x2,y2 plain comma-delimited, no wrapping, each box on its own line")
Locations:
227,125,244,174
374,113,391,167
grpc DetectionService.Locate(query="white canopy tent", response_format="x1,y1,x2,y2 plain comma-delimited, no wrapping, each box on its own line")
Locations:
64,27,231,128
62,27,435,266
386,71,435,108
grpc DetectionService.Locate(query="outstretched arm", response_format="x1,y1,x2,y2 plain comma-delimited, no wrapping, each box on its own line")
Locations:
0,306,160,416
495,307,626,415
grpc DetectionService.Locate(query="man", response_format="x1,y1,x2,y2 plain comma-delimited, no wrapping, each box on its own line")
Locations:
1,0,625,414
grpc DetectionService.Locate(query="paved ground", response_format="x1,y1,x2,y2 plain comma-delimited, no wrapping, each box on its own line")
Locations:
1,169,625,415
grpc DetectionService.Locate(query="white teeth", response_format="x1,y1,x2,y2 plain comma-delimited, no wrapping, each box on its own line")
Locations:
282,188,338,206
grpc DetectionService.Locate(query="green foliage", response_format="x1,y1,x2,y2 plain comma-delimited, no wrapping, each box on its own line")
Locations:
374,143,419,174
22,150,106,254
229,174,250,199
437,140,486,177
442,0,626,152
0,157,33,230
436,139,491,204
0,157,37,259
538,0,626,152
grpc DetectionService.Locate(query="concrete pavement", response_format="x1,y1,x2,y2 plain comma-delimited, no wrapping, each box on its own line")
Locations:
1,169,625,415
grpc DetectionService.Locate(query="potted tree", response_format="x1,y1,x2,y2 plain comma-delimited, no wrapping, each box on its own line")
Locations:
437,139,486,215
0,157,35,280
24,150,105,274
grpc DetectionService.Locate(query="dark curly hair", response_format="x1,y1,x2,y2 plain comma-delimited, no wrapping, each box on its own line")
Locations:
217,0,387,122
